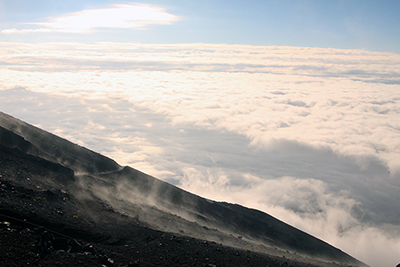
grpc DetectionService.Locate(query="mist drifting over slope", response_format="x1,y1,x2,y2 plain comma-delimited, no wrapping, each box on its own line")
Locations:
1,42,400,267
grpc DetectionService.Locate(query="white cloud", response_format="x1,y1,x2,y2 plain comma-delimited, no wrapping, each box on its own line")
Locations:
1,42,400,266
2,4,179,34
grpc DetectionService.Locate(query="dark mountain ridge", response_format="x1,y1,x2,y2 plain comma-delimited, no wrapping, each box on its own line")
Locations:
0,111,368,267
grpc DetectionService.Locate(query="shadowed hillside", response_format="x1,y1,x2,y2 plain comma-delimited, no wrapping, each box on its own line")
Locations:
0,111,368,267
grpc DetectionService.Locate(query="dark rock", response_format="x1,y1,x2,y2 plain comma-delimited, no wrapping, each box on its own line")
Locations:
68,239,83,253
35,229,55,257
127,260,140,267
83,243,96,255
53,238,68,251
100,255,115,266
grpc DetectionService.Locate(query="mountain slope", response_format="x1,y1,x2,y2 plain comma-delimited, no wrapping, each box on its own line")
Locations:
0,111,368,266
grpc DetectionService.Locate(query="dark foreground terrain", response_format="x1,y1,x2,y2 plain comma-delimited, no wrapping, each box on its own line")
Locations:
0,111,368,267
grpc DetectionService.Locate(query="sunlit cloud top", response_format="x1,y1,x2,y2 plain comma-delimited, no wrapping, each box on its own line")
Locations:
2,4,179,34
1,41,400,267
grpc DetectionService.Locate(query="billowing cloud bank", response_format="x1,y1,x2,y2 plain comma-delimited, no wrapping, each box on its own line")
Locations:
1,43,400,267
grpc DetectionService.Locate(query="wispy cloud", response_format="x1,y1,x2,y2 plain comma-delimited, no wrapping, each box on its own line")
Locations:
2,4,179,34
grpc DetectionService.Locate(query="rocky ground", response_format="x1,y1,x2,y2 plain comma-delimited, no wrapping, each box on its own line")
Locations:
0,145,352,267
0,215,322,267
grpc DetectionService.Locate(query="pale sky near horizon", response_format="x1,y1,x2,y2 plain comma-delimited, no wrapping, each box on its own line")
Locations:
1,0,400,53
1,1,400,267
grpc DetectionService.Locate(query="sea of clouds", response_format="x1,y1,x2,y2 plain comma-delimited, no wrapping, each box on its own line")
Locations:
1,42,400,267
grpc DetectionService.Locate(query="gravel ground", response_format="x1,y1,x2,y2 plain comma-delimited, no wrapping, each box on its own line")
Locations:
0,144,349,267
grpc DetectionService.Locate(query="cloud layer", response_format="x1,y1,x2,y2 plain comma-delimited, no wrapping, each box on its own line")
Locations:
1,43,400,267
2,4,179,34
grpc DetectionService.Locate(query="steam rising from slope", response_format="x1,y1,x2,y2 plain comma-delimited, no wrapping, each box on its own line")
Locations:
1,43,400,267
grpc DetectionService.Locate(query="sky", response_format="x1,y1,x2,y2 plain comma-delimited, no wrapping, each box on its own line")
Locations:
1,0,400,53
1,1,400,267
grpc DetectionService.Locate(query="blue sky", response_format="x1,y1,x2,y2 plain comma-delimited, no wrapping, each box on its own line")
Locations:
1,0,400,53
